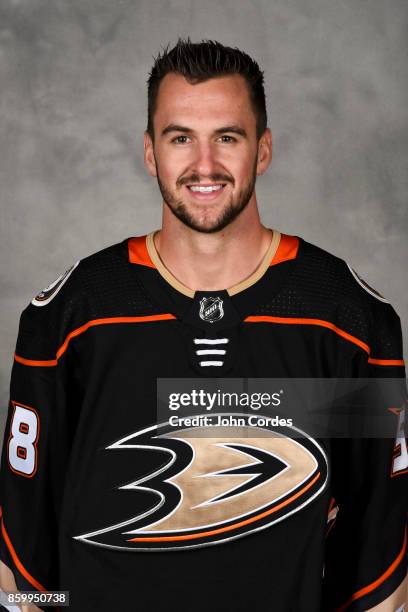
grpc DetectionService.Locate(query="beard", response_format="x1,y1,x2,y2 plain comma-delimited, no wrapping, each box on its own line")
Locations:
155,155,258,234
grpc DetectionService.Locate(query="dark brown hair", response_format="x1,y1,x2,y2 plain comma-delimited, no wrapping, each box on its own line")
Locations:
146,37,267,140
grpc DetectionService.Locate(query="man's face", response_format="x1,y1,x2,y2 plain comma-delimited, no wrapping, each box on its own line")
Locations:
144,72,271,233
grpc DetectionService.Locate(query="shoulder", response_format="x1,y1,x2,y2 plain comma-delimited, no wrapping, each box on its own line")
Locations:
298,236,398,309
15,238,132,359
31,239,129,307
295,236,403,362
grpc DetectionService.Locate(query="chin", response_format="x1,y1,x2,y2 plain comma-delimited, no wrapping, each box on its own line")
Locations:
173,205,225,231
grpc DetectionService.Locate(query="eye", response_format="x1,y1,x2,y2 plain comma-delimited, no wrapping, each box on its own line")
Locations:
171,135,190,144
218,135,236,143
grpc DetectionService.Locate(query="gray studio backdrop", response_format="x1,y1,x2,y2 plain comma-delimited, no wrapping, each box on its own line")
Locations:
1,0,407,434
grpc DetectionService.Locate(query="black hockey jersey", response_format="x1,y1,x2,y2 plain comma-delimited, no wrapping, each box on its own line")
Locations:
0,230,407,611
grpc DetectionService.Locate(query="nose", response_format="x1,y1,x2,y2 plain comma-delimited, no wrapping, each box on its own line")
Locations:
192,141,219,178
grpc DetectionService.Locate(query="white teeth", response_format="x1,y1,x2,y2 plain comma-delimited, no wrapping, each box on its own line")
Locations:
189,185,224,193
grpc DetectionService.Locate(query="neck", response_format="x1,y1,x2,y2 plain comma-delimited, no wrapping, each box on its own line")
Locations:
154,199,273,292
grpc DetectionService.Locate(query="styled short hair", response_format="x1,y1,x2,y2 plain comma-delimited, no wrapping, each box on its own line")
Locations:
146,37,267,140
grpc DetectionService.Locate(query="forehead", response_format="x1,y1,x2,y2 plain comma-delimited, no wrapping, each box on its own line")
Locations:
154,72,255,127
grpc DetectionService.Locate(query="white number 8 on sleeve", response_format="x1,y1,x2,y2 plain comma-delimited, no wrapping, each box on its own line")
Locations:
7,402,39,477
391,406,408,477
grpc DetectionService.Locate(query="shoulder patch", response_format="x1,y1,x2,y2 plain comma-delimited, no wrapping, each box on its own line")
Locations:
31,260,80,307
346,263,389,303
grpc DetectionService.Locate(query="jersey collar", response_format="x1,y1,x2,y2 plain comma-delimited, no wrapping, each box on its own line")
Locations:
128,229,299,298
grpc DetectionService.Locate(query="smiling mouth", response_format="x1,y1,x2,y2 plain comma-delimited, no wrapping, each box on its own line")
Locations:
187,183,226,192
185,183,227,200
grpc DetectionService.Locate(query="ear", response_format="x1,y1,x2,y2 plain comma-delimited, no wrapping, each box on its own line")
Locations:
144,131,157,177
256,128,272,176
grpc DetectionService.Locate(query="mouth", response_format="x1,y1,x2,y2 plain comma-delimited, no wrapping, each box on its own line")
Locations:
185,183,227,202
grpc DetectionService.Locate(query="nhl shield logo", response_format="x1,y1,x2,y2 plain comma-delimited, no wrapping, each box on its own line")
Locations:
199,296,224,323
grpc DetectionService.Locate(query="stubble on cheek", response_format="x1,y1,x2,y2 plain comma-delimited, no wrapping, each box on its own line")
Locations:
154,153,258,233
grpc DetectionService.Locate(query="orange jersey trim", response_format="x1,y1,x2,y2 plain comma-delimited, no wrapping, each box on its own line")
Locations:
336,526,407,611
128,235,155,268
128,471,321,543
0,506,48,592
55,314,176,360
244,315,405,366
367,357,405,367
270,234,299,266
14,314,177,366
15,314,404,367
244,315,371,354
14,354,58,367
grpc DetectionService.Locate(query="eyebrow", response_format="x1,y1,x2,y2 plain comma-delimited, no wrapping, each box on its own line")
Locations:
161,124,247,138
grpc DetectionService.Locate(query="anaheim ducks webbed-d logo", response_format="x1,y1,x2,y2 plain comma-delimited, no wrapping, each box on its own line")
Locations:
74,418,328,551
31,260,80,307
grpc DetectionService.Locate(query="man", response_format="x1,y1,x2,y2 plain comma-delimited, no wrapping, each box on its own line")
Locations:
0,38,407,611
